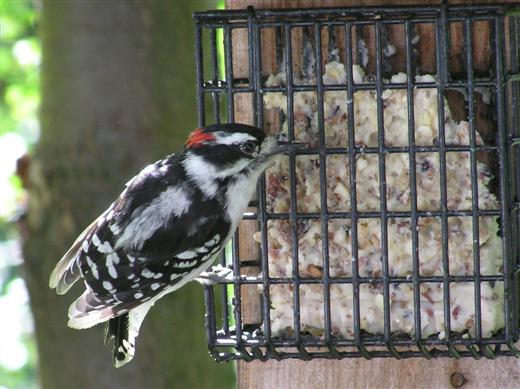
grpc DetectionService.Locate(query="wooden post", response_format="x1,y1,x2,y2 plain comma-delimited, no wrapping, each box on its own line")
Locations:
225,1,520,388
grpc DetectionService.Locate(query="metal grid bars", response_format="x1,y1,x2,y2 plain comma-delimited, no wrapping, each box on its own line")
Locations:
194,3,520,361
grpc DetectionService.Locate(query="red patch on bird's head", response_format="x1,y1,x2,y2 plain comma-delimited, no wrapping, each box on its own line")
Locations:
185,128,216,149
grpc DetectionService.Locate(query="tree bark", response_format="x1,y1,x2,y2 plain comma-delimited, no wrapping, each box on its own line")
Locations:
22,1,234,388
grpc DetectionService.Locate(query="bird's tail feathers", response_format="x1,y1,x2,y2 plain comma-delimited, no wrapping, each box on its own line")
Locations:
106,314,134,368
105,303,153,368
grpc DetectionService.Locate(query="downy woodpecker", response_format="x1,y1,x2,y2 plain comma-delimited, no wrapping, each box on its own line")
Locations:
49,123,291,367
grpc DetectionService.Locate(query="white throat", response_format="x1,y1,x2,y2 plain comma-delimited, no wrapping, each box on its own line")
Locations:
224,168,263,226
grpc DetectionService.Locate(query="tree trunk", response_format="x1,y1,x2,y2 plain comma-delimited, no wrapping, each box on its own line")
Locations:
22,1,234,388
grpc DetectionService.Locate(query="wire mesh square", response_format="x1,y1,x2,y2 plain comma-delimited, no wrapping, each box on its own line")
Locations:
194,3,520,360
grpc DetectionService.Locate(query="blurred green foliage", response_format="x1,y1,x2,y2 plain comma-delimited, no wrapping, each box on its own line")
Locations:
1,0,40,139
1,0,40,388
1,0,40,232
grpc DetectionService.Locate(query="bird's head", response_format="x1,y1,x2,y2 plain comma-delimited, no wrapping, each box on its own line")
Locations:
183,123,292,180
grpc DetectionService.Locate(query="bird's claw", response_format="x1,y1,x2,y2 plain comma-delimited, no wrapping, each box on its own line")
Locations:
195,264,235,285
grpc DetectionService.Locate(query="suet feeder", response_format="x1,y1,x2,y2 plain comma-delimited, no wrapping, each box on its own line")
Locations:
194,2,520,361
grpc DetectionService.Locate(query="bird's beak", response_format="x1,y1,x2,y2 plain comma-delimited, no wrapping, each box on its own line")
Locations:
260,137,307,158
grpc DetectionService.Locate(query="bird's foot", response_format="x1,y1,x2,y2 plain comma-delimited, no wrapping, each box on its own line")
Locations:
195,264,235,285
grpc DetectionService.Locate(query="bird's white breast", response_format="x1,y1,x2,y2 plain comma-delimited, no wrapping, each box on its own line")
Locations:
225,170,261,228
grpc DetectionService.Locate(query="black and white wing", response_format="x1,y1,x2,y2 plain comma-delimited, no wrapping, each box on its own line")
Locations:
49,153,231,330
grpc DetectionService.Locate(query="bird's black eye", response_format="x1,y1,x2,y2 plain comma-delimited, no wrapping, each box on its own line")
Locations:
240,141,257,156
